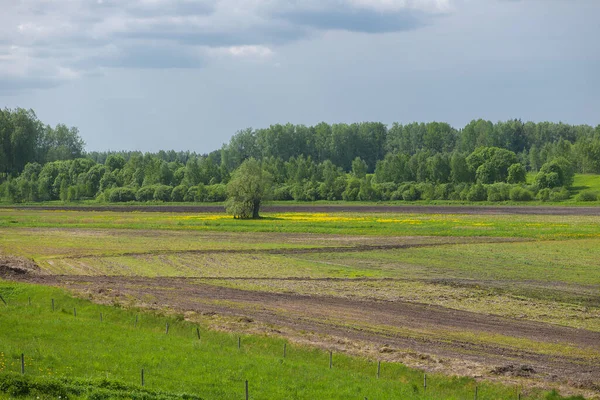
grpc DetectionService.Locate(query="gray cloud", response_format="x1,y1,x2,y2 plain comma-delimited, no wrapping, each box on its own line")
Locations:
276,8,425,34
0,0,450,91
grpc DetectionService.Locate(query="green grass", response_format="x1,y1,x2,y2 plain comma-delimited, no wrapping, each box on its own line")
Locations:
570,174,600,199
0,280,563,400
3,209,600,238
296,239,600,285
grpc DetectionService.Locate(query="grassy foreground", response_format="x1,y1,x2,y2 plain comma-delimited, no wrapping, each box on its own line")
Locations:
0,281,582,400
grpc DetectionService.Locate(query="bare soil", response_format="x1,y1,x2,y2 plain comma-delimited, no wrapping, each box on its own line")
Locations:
9,272,600,394
8,204,600,215
0,255,43,277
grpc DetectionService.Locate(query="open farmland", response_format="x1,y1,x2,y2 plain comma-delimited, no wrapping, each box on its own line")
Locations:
1,207,600,399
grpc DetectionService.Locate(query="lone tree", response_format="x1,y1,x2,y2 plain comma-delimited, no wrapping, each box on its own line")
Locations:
226,158,271,219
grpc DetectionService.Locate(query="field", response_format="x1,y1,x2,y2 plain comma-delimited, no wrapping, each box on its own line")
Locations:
1,207,599,399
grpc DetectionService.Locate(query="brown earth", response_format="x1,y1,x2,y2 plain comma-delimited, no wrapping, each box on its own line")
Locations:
10,272,600,395
59,236,526,260
0,255,43,277
8,204,600,215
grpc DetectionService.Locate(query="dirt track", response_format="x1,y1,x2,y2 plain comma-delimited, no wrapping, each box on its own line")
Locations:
15,274,600,392
8,204,600,215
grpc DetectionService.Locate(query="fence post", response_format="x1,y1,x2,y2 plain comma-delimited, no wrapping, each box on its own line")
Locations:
283,343,287,358
424,373,427,391
21,353,25,374
52,299,54,311
74,307,77,317
377,361,381,378
165,322,169,334
238,337,241,349
196,327,200,340
135,314,138,327
141,369,144,386
100,312,103,322
329,351,333,369
245,380,249,400
474,386,478,400
28,297,31,306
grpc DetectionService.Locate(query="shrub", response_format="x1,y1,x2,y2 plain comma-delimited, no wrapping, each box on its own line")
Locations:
373,182,397,201
342,178,361,201
506,163,526,184
205,184,227,202
487,183,511,202
509,186,533,201
108,187,136,202
534,157,575,189
575,190,598,202
0,373,30,396
273,185,294,201
293,182,320,201
136,186,155,202
358,179,378,201
536,188,551,202
402,186,421,201
466,183,487,201
171,185,188,202
184,184,207,202
433,183,454,200
415,183,434,201
390,189,403,201
549,187,571,201
153,185,173,202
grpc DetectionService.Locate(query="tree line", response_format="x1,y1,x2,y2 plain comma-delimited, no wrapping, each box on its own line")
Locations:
1,107,599,204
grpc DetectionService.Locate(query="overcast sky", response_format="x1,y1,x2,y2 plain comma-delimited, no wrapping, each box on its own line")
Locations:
1,0,599,153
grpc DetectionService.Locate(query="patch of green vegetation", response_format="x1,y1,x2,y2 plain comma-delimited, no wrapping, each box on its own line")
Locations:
3,209,600,239
297,239,600,285
0,280,562,400
0,372,201,400
0,228,337,260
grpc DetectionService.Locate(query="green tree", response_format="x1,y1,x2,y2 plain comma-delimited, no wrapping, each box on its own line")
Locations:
351,157,368,179
225,158,272,219
534,157,575,189
507,163,526,184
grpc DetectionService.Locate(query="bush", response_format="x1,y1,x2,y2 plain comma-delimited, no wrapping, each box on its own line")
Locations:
171,185,188,202
0,373,30,396
373,182,397,201
390,189,403,201
536,188,551,202
534,157,575,189
506,163,526,184
108,187,136,202
415,183,434,201
184,184,207,202
466,183,487,201
402,186,421,201
292,181,320,201
575,190,598,202
358,179,378,201
153,185,173,202
509,186,533,201
487,183,511,202
205,184,227,202
549,187,571,201
136,186,155,202
433,183,454,200
342,178,361,201
273,185,293,201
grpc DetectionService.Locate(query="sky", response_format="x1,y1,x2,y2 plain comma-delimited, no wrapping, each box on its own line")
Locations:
0,0,599,153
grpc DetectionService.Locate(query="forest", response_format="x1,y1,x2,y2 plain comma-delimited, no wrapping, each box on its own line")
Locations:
1,107,600,203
